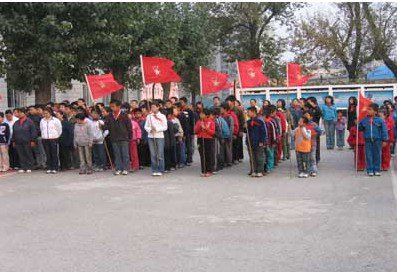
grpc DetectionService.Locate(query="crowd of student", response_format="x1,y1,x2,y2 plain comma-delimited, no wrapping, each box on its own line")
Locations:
0,95,395,178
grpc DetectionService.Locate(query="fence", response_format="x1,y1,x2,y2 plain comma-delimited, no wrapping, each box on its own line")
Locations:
238,83,397,109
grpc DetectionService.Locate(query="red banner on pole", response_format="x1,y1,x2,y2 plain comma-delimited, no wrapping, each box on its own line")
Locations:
237,59,269,88
85,73,124,100
287,63,314,87
200,67,232,95
141,56,181,84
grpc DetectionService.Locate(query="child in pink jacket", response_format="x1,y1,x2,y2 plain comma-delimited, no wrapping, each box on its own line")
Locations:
130,118,142,171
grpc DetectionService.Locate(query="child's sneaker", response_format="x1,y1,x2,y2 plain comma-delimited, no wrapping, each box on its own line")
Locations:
251,173,257,177
114,170,121,175
310,172,317,177
298,173,305,178
303,173,309,178
26,170,32,173
51,170,57,174
18,169,25,173
374,172,381,176
367,172,374,177
256,173,263,178
46,170,52,174
121,170,128,175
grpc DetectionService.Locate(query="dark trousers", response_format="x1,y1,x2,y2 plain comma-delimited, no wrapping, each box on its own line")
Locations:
237,135,244,160
198,138,215,174
316,135,321,163
185,134,194,163
138,141,150,167
112,141,130,171
42,139,59,170
15,143,35,170
59,145,73,170
93,143,106,169
217,139,225,170
296,151,311,174
232,136,239,162
248,145,265,174
164,145,177,170
8,144,20,169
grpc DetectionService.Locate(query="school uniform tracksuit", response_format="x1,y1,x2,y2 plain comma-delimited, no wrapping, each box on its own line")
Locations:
246,117,267,174
12,117,38,171
195,118,216,174
358,116,388,174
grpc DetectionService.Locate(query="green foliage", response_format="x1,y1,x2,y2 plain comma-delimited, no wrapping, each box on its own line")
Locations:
0,3,218,101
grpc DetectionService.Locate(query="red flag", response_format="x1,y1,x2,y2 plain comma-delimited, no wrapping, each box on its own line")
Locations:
200,67,233,95
237,59,269,88
85,73,124,100
141,56,181,84
358,91,372,121
287,63,314,87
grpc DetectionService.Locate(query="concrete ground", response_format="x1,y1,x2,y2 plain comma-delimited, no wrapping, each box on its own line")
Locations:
0,140,397,271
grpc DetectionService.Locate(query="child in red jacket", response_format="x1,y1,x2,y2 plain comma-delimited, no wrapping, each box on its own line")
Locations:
347,118,365,171
194,108,216,177
379,107,395,171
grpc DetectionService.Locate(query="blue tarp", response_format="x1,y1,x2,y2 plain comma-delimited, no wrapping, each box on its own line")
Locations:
367,65,395,80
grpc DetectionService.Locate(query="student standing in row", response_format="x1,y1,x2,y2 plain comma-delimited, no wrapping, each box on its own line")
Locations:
359,103,388,176
292,117,312,178
195,109,216,177
5,110,19,170
145,102,167,176
335,110,347,149
0,112,10,172
40,107,62,174
105,100,132,176
246,107,267,178
321,96,337,150
74,113,94,175
12,108,37,173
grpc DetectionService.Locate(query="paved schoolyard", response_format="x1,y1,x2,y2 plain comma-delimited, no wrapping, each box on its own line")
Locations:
0,139,397,271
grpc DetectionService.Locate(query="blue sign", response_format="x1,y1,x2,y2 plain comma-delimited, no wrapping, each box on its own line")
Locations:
269,92,297,104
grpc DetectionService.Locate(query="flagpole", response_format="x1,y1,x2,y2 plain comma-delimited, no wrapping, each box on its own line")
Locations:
140,55,146,85
84,74,95,106
286,63,289,87
235,60,243,101
199,66,203,97
235,60,243,89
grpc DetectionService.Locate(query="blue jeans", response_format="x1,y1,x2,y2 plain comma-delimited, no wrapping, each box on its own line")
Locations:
93,143,106,169
365,139,382,174
336,129,345,148
265,147,274,172
112,141,130,171
324,120,335,149
148,138,165,173
309,145,317,173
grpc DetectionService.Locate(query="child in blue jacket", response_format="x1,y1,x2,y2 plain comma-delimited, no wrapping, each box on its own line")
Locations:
246,107,267,178
358,103,388,176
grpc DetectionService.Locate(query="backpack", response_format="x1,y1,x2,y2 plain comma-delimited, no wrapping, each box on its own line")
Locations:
216,116,231,139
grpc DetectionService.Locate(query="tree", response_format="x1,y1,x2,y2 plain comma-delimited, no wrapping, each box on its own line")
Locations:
292,3,372,81
0,3,80,104
363,2,397,77
211,3,299,83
